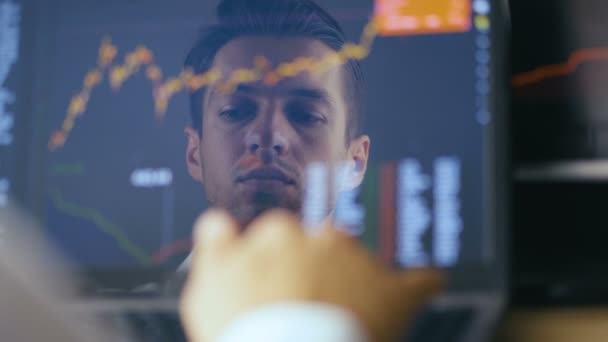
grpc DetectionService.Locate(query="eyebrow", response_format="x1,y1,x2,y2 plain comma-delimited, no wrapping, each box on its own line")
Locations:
209,84,336,110
285,88,337,117
235,84,331,100
207,84,259,103
287,88,333,106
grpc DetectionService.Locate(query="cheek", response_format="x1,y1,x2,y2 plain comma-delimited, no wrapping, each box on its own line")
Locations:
295,130,343,164
201,129,240,179
203,116,244,154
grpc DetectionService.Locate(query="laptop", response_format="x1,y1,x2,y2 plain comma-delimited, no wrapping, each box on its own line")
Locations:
1,0,509,340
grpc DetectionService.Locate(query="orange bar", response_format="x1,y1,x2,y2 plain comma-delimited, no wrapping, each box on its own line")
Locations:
374,0,471,36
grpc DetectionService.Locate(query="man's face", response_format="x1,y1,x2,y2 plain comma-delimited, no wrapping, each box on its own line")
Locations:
186,36,369,226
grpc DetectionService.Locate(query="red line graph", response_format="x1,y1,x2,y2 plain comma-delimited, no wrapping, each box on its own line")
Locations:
151,239,192,265
512,47,608,87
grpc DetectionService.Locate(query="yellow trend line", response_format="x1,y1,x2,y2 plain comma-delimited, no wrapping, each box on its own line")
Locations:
48,20,378,150
48,189,151,265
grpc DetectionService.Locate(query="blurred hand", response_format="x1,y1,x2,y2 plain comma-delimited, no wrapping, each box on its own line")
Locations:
180,209,444,342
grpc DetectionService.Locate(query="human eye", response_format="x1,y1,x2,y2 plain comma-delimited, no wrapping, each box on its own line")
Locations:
218,101,257,123
286,103,326,127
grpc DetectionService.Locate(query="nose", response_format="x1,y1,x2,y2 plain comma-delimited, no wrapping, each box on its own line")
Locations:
244,104,291,160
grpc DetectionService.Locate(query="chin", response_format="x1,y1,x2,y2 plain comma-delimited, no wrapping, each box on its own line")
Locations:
231,192,302,229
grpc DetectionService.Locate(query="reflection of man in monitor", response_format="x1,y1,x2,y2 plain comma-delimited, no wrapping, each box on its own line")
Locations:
184,0,370,227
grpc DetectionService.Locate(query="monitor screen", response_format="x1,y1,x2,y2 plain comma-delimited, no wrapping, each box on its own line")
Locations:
512,0,608,161
2,0,501,291
511,0,608,303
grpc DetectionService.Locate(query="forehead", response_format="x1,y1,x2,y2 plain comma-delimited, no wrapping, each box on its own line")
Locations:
211,36,345,94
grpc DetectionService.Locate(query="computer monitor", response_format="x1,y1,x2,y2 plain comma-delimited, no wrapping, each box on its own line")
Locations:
511,0,608,304
2,0,507,295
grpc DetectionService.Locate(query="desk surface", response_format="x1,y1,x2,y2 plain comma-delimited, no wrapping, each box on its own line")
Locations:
495,308,608,342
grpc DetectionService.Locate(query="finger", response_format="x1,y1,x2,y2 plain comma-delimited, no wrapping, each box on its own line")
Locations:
315,224,360,257
393,268,445,311
317,221,360,241
179,282,199,342
191,209,239,271
304,214,336,235
244,209,303,243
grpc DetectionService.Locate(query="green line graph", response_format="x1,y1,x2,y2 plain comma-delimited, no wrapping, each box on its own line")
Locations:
48,189,151,265
50,163,85,176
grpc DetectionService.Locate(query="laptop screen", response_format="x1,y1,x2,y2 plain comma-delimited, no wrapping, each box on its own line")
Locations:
2,0,505,291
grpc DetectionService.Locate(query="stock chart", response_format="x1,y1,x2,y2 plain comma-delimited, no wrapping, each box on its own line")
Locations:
511,0,608,161
18,0,491,271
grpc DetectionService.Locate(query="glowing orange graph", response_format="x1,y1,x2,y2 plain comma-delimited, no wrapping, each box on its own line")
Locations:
49,2,475,151
374,0,471,36
512,47,608,87
48,21,378,150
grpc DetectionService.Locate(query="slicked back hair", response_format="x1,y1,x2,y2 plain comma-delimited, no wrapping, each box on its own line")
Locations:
184,0,365,142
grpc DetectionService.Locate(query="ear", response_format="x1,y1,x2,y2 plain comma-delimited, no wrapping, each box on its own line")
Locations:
185,126,204,184
345,134,370,189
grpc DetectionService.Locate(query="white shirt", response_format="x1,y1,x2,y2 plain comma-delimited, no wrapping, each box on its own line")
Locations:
217,302,369,342
179,256,369,341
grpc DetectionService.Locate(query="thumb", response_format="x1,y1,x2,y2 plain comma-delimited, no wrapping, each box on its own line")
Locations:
191,209,238,270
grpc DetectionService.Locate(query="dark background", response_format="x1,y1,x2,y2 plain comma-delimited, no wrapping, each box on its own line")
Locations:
510,0,608,304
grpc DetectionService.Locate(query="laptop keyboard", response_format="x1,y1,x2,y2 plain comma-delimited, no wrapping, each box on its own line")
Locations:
404,305,476,342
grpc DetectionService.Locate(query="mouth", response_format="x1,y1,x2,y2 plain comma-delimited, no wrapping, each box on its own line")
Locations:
236,167,296,186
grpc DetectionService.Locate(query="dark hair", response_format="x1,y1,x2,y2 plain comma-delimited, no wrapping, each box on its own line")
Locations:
184,0,365,141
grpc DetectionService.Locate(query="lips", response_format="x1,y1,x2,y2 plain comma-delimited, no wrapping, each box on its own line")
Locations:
237,167,296,185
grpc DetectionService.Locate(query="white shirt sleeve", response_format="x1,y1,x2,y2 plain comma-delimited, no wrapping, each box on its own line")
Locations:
216,302,370,342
